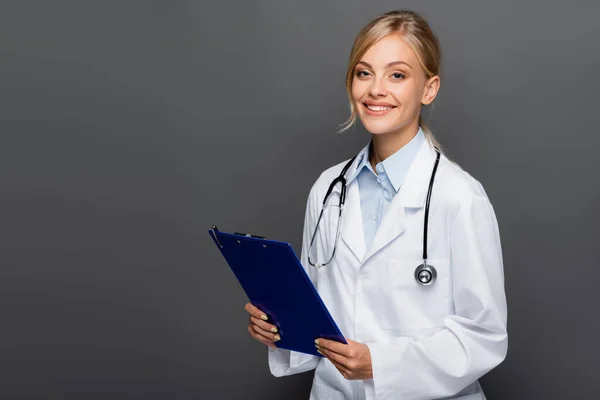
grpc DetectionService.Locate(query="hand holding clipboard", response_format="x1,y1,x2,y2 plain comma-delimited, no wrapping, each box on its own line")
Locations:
245,302,280,348
209,226,346,357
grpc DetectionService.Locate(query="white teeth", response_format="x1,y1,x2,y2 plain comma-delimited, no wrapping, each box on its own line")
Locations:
366,105,393,111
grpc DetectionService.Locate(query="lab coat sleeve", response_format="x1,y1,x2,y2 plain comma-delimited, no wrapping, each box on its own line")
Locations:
268,181,321,377
365,195,508,400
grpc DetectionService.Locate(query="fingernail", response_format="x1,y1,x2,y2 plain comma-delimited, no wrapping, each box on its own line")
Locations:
260,315,268,321
314,339,319,345
315,344,320,350
271,327,278,333
317,349,323,355
274,334,281,341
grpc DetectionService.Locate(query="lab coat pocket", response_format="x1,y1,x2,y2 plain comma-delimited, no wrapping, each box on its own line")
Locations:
380,258,452,332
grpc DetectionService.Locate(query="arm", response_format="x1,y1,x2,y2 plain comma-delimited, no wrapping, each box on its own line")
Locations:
365,195,508,399
268,182,321,377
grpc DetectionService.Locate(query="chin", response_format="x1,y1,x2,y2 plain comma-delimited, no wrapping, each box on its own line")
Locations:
360,115,417,137
366,128,394,135
360,120,399,135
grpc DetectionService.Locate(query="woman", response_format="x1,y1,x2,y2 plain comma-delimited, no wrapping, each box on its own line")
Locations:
245,9,507,400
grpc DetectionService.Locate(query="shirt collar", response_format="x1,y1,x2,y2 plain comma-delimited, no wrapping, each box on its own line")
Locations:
346,127,426,192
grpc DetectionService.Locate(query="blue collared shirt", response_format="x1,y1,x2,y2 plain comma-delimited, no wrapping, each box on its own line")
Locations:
346,128,425,249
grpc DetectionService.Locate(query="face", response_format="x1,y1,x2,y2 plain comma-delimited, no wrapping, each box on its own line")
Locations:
351,33,440,136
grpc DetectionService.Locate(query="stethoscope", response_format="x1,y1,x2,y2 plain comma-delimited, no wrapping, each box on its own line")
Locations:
307,149,441,286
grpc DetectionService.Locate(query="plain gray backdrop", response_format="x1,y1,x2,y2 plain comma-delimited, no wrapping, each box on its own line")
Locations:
1,1,599,399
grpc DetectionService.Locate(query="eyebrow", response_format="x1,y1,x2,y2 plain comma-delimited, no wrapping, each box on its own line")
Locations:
357,60,413,70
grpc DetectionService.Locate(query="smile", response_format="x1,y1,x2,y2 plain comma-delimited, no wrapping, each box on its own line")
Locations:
365,104,394,111
363,103,396,115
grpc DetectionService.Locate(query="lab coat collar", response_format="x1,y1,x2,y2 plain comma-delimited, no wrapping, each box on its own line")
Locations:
345,144,370,185
395,137,440,208
333,152,367,262
338,176,366,262
329,138,439,263
364,139,440,262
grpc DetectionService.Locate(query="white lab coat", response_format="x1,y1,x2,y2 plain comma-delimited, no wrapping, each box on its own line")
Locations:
268,139,508,400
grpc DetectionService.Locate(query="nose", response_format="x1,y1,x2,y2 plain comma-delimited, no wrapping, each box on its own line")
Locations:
369,76,387,97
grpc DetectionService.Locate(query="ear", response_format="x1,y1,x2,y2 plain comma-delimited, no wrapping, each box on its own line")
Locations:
421,76,440,105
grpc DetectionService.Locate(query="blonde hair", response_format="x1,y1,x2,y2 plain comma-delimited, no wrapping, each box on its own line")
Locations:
340,10,442,150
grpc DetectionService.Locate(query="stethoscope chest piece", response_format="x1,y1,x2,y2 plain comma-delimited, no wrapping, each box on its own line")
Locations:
415,262,437,286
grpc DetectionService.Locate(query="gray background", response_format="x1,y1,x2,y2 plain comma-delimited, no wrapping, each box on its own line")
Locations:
1,1,599,399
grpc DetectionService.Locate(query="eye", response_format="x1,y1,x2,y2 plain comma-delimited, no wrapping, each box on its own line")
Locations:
355,70,371,78
391,72,405,80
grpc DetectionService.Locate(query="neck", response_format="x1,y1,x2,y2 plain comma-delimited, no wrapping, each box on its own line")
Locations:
369,121,420,169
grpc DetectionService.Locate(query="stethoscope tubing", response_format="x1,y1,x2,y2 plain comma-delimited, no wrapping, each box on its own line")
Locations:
308,149,441,286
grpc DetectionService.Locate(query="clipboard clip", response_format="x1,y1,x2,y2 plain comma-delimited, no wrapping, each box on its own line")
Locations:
234,232,267,240
211,225,223,248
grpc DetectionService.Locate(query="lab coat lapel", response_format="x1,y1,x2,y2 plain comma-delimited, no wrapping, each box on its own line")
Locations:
339,177,366,262
363,141,437,263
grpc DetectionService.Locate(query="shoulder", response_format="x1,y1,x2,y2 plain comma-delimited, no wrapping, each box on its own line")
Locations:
306,158,354,206
435,153,493,212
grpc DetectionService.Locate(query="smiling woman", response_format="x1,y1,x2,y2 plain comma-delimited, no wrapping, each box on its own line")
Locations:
341,10,442,154
244,9,507,400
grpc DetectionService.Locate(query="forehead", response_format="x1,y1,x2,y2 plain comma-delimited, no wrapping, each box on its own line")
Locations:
360,34,418,67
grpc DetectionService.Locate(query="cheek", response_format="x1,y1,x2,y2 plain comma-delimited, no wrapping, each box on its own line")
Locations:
351,82,366,103
390,84,420,108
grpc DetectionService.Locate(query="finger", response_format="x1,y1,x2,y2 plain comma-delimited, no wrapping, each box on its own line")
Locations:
248,325,277,348
251,322,281,342
316,338,349,357
319,349,351,378
247,323,275,341
244,302,269,321
250,315,278,334
317,345,349,369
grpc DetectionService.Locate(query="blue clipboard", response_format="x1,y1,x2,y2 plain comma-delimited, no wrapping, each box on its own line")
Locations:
208,226,347,357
